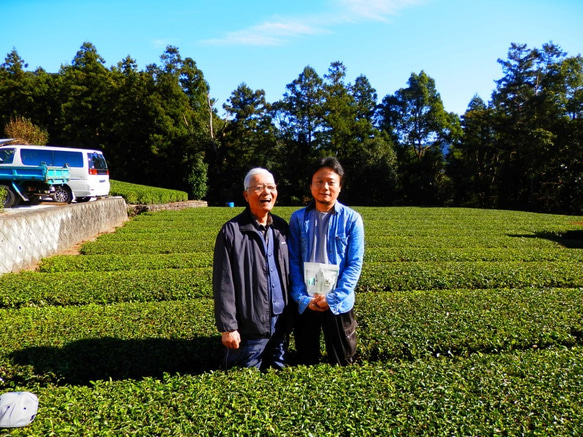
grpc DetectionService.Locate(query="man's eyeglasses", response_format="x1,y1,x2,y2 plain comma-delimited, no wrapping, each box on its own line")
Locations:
247,184,277,193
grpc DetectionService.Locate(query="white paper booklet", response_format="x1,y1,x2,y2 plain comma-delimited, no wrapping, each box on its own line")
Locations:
304,262,339,296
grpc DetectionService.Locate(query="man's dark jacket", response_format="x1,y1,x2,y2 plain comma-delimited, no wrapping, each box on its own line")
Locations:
213,207,290,338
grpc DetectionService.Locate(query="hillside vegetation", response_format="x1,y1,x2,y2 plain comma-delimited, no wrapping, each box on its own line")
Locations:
3,42,582,213
0,206,582,435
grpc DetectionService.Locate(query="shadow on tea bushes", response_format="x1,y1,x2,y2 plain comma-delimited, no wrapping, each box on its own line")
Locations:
9,336,223,386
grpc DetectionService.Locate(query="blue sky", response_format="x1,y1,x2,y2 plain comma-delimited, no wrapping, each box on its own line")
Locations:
3,0,582,116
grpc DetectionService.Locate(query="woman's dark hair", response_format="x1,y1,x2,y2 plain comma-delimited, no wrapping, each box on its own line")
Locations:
308,157,345,186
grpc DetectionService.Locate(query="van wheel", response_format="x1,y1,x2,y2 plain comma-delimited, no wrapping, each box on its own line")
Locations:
0,184,18,208
54,186,73,204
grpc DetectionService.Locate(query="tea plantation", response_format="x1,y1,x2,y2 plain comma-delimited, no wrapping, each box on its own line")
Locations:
1,206,582,435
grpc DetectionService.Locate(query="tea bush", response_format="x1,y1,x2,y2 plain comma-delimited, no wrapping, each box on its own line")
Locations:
109,180,188,204
4,348,582,435
1,206,582,435
1,289,581,387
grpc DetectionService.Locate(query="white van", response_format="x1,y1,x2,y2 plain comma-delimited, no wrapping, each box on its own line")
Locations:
0,144,110,203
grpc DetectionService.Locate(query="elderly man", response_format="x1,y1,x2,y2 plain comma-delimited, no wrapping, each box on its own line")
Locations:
213,168,290,370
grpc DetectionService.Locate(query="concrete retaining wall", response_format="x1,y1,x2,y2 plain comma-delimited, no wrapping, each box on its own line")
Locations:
0,197,129,274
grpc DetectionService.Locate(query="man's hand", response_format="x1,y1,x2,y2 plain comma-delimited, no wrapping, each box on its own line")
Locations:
308,294,329,312
221,330,241,349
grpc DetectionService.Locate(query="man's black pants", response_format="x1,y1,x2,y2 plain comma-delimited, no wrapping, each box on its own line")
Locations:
294,308,357,366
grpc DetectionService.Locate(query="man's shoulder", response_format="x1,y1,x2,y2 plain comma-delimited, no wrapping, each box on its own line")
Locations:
222,213,242,226
220,210,252,232
335,202,362,220
270,213,289,231
290,205,310,219
334,201,352,211
270,213,287,223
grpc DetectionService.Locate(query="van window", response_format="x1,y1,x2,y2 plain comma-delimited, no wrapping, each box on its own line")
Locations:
0,148,15,164
21,149,53,165
20,149,84,168
88,152,109,175
53,150,83,168
52,151,84,168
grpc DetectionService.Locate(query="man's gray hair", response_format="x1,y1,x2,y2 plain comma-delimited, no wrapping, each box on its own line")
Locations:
244,168,274,190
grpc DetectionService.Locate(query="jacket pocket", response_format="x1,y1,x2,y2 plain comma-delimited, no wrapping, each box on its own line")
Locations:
334,234,348,254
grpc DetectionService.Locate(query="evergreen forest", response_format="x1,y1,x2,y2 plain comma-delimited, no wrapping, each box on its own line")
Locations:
1,41,582,214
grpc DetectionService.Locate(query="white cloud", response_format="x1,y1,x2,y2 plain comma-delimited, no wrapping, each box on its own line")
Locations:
202,19,329,46
335,0,425,21
152,39,179,49
202,0,424,46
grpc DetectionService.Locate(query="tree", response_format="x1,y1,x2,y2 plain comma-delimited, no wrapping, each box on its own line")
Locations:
321,61,357,156
275,66,325,153
209,83,281,204
175,53,214,199
106,56,158,183
448,96,498,207
559,55,583,213
55,42,113,149
378,71,460,205
187,152,209,200
133,46,212,197
491,42,582,212
0,49,31,128
352,74,379,140
346,133,398,205
270,66,327,203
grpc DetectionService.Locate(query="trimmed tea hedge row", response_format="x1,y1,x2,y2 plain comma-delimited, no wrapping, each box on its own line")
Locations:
87,207,583,259
0,299,220,387
356,288,583,360
80,239,214,255
7,347,583,435
38,253,214,272
94,229,215,241
362,218,577,233
0,269,212,308
120,205,580,229
363,246,583,262
3,261,583,308
358,205,579,223
38,247,583,273
364,234,566,249
1,288,581,388
79,235,564,255
359,261,583,291
109,180,188,204
124,207,243,225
